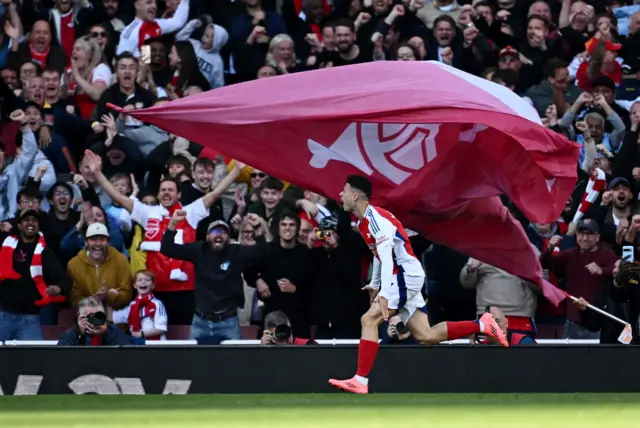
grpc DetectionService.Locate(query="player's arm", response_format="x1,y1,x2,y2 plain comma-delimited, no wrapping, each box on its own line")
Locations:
375,238,394,300
369,256,381,290
157,0,190,35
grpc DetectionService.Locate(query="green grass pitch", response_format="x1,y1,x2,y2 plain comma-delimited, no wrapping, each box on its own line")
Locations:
0,394,639,427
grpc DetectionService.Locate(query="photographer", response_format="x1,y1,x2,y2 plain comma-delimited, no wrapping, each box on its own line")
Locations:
260,311,316,346
57,297,131,346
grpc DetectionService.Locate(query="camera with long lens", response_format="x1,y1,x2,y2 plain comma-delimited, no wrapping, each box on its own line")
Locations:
86,311,107,327
273,324,292,342
395,321,408,335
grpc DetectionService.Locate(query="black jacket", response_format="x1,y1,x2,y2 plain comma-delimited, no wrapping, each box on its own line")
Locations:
180,181,225,241
160,230,267,314
94,84,157,122
0,238,71,314
57,324,132,346
244,241,311,337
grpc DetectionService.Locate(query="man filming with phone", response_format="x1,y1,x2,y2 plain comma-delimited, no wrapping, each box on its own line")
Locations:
260,311,316,346
58,296,131,346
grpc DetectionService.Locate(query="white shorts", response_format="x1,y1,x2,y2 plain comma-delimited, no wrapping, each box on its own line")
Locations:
381,273,426,325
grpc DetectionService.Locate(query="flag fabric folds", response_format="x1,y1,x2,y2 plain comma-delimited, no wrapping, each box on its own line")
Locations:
114,61,579,305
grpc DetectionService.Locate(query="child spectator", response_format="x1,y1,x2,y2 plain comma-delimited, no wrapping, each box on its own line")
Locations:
113,270,168,341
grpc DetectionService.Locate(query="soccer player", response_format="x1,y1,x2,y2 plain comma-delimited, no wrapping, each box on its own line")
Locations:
117,0,190,58
328,175,508,394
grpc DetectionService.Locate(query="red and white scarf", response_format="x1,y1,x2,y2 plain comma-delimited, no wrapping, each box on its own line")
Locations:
573,167,607,223
0,234,66,306
139,203,188,281
127,293,162,340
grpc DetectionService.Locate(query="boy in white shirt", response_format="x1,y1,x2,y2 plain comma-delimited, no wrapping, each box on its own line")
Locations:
113,270,168,341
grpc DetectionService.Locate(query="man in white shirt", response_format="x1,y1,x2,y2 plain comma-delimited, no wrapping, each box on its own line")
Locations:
117,0,191,57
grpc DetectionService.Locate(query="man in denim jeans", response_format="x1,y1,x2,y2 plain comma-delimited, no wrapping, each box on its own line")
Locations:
161,211,268,344
0,209,70,341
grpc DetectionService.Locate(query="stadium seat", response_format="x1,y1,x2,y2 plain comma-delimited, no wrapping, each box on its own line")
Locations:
58,308,76,326
166,325,191,340
42,325,70,341
241,325,259,339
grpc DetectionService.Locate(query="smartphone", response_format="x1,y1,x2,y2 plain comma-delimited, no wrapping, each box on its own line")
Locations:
141,45,151,65
58,173,74,183
623,245,635,263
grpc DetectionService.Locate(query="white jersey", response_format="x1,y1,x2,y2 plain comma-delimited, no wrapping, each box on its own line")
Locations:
117,0,190,57
113,296,168,340
358,205,424,297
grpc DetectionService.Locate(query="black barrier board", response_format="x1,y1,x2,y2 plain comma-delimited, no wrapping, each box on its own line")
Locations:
1,346,639,394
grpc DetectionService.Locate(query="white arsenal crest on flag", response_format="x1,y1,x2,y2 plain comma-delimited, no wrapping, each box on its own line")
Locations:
145,219,161,240
307,122,487,185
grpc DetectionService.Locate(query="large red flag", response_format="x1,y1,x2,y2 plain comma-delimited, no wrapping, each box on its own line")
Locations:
114,61,579,304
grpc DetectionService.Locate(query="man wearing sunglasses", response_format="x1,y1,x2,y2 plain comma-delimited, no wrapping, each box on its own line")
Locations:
161,211,269,343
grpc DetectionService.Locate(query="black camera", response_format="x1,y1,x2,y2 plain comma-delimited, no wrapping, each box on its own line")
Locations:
86,311,107,327
273,324,292,342
395,321,408,335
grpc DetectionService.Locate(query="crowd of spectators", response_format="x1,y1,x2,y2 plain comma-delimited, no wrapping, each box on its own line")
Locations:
0,0,639,346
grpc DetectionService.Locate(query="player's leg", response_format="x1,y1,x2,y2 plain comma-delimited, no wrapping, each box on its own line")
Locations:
406,308,509,346
400,276,508,346
328,292,398,394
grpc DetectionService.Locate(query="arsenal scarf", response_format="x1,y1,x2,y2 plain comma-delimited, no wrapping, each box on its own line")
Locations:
573,168,607,224
0,234,66,306
139,203,188,281
30,45,49,68
128,293,155,332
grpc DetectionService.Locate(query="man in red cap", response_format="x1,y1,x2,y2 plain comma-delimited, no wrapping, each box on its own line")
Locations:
576,39,622,92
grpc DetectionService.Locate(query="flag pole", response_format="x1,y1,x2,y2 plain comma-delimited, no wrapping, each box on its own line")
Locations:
566,295,628,326
563,293,633,345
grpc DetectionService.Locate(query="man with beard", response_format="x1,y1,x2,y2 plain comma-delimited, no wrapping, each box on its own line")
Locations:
9,20,67,73
229,0,287,82
117,0,190,58
244,210,311,338
0,210,70,341
83,150,244,324
590,177,637,251
541,219,617,339
320,19,372,67
161,212,268,342
95,52,157,123
180,158,225,240
67,223,132,320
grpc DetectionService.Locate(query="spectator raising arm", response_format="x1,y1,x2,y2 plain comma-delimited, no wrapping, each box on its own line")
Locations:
82,150,135,213
201,162,246,209
160,210,202,262
156,0,191,35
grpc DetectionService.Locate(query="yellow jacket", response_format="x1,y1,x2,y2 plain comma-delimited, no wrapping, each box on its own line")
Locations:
67,246,133,309
226,161,289,190
129,223,147,275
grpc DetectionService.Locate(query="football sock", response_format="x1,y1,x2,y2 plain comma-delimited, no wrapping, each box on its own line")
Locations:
446,320,482,340
355,339,379,383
